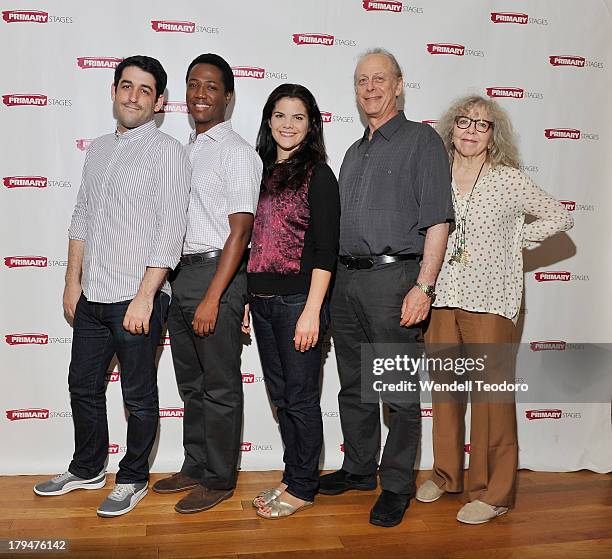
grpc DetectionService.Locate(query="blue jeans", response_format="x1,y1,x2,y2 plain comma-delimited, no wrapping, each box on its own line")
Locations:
67,292,169,484
250,293,330,501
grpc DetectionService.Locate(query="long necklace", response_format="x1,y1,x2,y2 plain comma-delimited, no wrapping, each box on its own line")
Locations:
448,159,486,266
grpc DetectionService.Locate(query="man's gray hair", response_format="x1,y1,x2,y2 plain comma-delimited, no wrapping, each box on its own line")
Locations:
354,48,403,85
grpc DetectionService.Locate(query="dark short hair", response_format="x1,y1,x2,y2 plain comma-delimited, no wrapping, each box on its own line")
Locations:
114,55,167,99
256,83,327,190
185,53,234,94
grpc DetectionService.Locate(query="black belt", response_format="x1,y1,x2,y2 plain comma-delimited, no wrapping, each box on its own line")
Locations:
180,250,222,266
338,254,419,270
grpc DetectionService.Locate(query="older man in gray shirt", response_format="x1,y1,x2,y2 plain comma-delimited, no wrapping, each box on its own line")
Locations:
319,48,453,527
34,56,190,518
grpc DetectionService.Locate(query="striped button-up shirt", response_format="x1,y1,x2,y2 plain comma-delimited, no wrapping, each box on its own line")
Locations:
183,120,262,254
69,120,191,303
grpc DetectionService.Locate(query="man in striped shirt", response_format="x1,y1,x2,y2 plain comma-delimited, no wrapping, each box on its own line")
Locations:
152,53,262,513
33,56,191,518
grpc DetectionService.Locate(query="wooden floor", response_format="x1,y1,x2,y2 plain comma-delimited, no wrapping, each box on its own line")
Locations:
0,470,610,558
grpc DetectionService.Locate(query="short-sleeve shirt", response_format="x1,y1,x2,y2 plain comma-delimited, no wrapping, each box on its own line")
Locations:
183,120,263,254
338,111,453,256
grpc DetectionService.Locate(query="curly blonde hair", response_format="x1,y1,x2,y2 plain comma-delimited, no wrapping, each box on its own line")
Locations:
436,95,520,169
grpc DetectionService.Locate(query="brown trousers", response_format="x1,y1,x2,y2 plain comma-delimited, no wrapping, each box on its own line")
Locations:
424,307,518,507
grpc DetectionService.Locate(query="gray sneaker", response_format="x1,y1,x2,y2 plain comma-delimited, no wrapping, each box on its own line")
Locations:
96,483,148,517
34,470,106,496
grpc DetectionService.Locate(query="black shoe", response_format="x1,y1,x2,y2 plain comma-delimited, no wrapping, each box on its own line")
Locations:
318,469,377,496
369,490,410,527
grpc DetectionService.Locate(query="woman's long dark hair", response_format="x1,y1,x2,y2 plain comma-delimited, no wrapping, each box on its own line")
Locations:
256,83,327,190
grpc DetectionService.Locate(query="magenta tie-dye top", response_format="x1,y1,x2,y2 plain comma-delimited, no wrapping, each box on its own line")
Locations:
248,168,312,275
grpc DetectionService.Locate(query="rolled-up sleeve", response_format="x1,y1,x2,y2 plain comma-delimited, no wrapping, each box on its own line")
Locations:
308,163,340,272
416,131,454,230
68,148,91,241
147,139,191,269
521,173,574,248
222,144,263,216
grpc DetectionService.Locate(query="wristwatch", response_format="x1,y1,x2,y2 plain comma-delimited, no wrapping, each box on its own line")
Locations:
415,282,436,301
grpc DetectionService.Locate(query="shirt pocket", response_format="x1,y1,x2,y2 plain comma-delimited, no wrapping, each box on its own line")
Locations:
367,158,408,211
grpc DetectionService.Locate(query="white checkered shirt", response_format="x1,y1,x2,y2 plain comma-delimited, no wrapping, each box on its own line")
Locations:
183,121,262,254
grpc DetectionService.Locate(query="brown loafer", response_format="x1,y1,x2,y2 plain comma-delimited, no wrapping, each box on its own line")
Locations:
174,485,234,514
152,472,198,494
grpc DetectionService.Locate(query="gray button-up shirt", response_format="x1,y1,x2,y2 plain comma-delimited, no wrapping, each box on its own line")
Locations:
69,120,191,303
339,112,453,256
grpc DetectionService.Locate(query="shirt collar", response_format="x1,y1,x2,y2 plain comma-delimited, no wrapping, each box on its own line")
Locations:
360,111,406,145
115,119,157,142
189,120,233,144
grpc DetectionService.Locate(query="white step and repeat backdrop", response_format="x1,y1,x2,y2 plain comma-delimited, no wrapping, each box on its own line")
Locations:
1,0,611,475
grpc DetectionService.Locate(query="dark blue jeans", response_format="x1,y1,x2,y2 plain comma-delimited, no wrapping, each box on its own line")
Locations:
250,293,330,501
68,292,169,484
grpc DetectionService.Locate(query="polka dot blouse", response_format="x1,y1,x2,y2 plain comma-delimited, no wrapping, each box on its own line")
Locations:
434,165,574,322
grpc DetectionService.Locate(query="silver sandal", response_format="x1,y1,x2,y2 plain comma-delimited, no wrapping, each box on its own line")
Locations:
251,487,283,508
256,498,314,519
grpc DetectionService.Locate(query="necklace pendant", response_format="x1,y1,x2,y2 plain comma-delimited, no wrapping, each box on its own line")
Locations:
449,248,469,266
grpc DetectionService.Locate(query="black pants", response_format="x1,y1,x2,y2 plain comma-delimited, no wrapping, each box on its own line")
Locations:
68,292,169,484
331,260,421,495
168,259,246,490
250,293,330,501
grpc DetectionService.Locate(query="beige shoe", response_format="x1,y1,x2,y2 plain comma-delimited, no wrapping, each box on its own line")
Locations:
416,480,445,503
456,499,509,524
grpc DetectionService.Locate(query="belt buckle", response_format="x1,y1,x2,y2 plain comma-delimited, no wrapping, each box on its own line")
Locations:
361,258,374,269
345,256,358,270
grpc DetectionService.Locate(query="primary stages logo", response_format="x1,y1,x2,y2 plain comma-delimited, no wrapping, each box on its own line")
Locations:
4,256,47,268
321,111,354,124
108,444,127,455
490,12,547,25
362,1,402,12
292,33,357,48
362,1,424,13
151,20,195,33
150,19,219,34
159,407,184,418
3,93,71,108
534,271,589,282
549,55,604,69
421,407,433,418
2,10,73,24
530,341,566,351
240,441,273,452
5,333,48,345
2,94,46,107
427,43,485,57
3,176,71,189
77,57,122,70
232,67,265,79
544,128,580,140
422,119,438,126
487,87,543,101
157,102,188,114
3,176,46,188
6,408,49,421
5,333,71,345
559,200,595,212
232,66,288,80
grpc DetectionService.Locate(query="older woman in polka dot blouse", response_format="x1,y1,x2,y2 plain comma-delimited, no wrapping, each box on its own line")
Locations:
416,95,573,524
